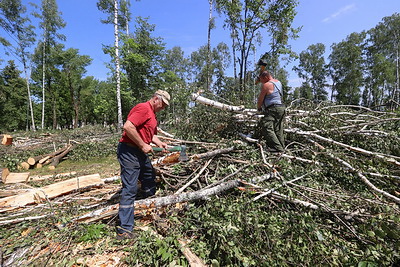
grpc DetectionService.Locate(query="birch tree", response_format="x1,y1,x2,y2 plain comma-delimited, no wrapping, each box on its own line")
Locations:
97,0,131,128
214,0,299,102
33,0,65,129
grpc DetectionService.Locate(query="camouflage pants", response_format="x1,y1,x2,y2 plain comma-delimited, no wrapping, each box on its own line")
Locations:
255,105,286,152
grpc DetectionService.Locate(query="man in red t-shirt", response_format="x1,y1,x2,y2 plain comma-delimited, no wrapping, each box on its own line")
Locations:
116,90,170,240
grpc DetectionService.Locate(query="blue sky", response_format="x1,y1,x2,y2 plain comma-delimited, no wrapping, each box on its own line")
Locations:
1,0,400,88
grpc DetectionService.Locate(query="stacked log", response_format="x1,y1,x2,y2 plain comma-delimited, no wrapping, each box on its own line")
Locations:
19,144,75,170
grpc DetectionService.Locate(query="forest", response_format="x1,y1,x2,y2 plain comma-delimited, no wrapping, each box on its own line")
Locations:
1,0,399,266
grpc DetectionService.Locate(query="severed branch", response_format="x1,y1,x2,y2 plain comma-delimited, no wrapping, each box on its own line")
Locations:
74,179,243,223
327,153,400,204
191,92,257,115
175,158,213,194
178,239,207,267
253,171,314,201
0,214,50,226
287,128,400,167
191,147,235,160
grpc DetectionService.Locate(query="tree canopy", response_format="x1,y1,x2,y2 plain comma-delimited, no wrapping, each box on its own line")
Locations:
0,2,399,131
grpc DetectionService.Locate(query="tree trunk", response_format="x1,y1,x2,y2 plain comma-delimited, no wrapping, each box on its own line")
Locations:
114,0,123,129
48,144,74,170
75,179,243,223
52,92,57,129
191,92,257,115
41,40,46,129
206,0,212,91
23,64,36,131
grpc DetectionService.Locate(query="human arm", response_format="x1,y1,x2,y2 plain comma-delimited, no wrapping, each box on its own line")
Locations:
123,120,152,154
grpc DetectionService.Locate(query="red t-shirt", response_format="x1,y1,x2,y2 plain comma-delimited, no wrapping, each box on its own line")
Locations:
119,101,157,144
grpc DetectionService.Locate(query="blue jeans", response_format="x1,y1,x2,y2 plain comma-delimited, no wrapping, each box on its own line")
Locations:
117,142,156,233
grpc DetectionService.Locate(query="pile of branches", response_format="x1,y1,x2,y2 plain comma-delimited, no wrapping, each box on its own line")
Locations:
0,94,399,266
192,92,400,205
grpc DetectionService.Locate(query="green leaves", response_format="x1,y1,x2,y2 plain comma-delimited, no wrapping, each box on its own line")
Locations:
78,223,108,242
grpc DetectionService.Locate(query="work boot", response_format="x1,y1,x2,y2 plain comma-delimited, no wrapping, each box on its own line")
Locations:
116,227,136,240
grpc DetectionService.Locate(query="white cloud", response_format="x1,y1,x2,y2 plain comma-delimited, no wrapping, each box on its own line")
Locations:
322,4,356,23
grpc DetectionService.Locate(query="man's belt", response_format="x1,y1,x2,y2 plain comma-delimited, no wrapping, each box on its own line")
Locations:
265,103,285,109
123,142,138,148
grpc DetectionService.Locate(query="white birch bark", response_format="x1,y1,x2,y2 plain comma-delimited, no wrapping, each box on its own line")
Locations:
191,92,257,115
114,0,123,128
41,40,46,129
24,65,36,131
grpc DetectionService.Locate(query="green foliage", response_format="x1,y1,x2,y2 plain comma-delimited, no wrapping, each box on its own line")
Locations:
1,154,24,171
293,43,328,101
123,233,187,266
78,223,108,242
329,32,366,105
0,60,27,131
173,193,398,266
69,138,118,161
215,0,299,99
120,17,165,101
175,104,241,141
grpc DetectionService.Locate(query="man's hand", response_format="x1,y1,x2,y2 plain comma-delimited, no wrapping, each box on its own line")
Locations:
140,143,153,154
152,135,169,152
157,142,169,153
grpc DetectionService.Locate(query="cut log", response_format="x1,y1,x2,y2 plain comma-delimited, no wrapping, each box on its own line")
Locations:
2,172,30,184
48,145,74,170
38,155,51,164
1,168,10,183
1,134,13,145
19,162,31,170
151,152,181,166
0,173,104,212
27,155,43,166
27,146,69,166
38,159,52,169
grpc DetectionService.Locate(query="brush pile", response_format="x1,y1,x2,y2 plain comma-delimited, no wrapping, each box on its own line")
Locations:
0,96,399,266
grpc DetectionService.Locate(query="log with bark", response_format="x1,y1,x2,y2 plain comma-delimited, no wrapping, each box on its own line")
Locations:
17,145,73,170
48,144,75,170
191,92,257,115
75,179,243,223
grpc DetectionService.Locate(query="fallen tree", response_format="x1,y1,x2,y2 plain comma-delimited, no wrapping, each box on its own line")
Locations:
75,179,243,223
0,101,399,266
